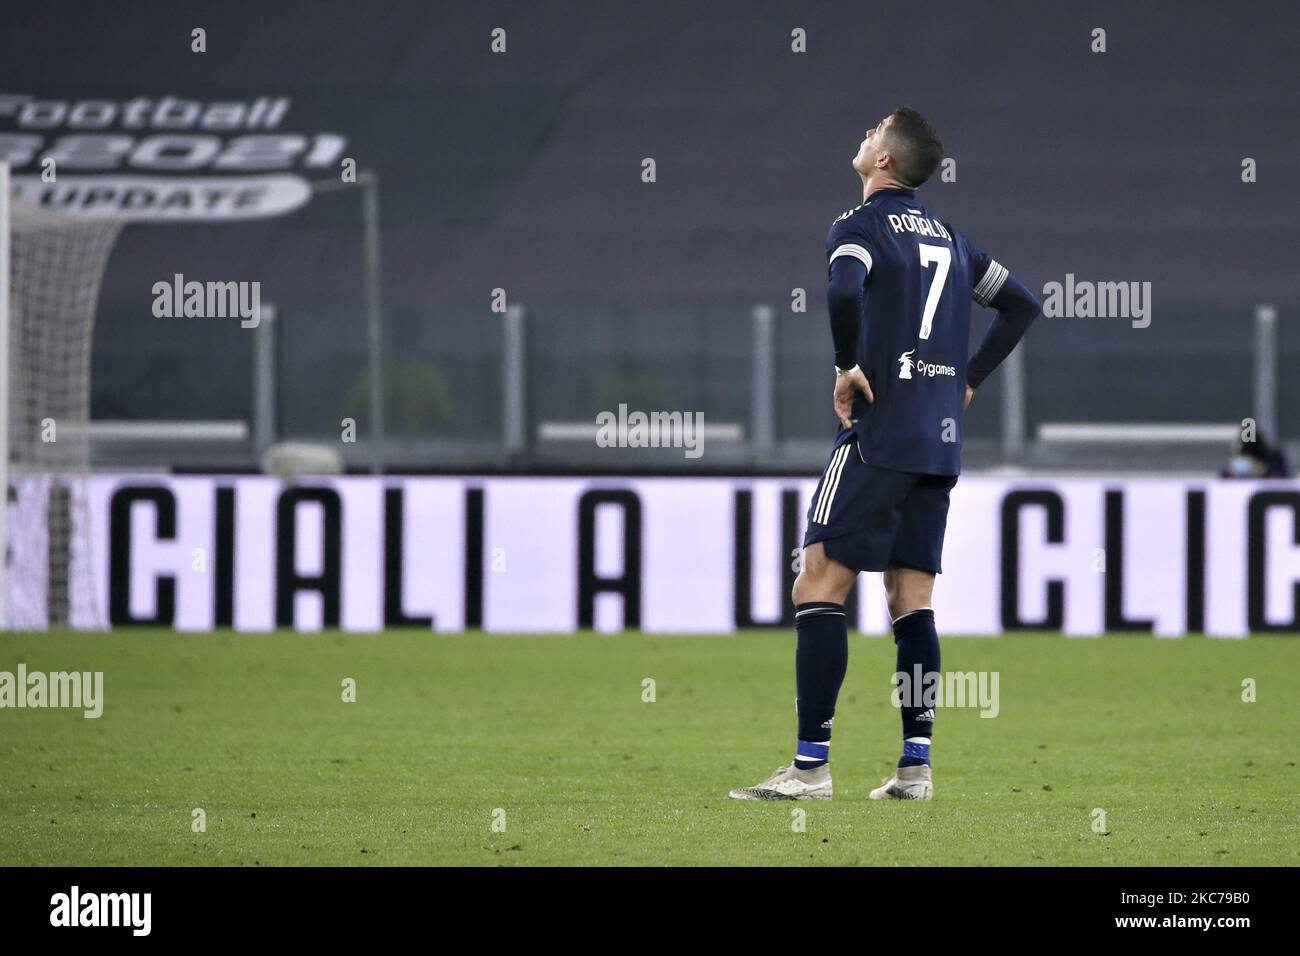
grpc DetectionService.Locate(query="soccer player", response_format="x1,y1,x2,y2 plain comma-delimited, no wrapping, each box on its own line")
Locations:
730,108,1041,802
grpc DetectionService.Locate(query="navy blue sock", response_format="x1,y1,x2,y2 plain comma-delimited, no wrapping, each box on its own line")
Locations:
893,607,939,767
794,602,848,769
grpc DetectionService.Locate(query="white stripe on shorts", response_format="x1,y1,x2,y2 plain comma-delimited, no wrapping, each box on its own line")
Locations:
813,443,851,525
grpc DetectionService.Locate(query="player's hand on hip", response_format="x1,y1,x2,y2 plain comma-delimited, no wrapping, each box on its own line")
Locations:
834,366,873,429
964,383,974,410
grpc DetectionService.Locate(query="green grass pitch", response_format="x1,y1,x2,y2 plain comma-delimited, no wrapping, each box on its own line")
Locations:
0,630,1296,866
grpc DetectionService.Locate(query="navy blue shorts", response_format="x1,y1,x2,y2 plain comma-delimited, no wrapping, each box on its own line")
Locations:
803,438,957,574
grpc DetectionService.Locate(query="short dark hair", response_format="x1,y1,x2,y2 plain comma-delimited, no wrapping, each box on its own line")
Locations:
884,107,944,187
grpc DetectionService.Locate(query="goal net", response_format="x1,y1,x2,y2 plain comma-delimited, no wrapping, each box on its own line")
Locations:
1,165,124,629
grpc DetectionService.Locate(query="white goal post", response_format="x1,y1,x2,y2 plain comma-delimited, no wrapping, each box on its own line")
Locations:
0,162,10,628
0,162,126,629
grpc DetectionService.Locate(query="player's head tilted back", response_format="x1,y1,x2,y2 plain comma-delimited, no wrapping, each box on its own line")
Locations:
851,107,944,190
728,97,1044,807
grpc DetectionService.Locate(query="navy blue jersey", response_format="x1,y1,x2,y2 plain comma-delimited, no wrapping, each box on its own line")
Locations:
825,187,1008,476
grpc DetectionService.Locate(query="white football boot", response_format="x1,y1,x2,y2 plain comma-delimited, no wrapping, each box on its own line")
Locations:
868,764,934,801
729,764,832,801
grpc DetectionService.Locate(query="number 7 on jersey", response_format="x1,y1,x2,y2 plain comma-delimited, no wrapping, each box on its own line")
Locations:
918,242,951,340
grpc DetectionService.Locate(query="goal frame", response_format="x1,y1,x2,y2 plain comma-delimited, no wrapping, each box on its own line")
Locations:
0,161,10,628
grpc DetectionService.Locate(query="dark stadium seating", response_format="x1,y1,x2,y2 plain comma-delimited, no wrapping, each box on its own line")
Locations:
3,0,1291,470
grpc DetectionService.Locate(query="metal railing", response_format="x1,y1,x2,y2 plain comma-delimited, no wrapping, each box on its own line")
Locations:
88,299,1289,475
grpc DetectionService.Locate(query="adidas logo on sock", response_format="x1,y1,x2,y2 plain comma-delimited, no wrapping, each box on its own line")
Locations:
917,709,935,722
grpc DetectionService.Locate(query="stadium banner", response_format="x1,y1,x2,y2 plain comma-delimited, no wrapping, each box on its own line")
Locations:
79,475,1300,637
0,92,348,220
